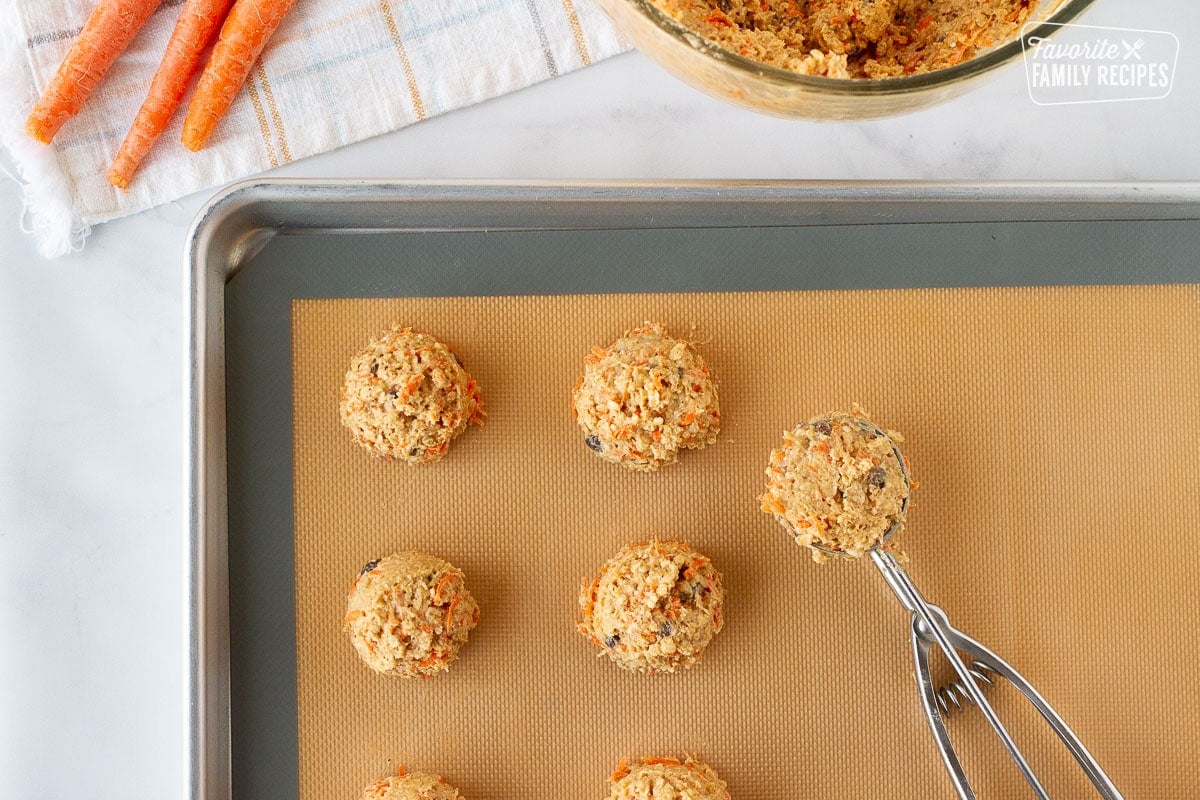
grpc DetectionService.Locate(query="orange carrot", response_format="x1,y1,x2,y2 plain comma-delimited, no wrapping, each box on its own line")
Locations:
180,0,297,151
108,0,236,189
444,596,460,628
26,0,165,144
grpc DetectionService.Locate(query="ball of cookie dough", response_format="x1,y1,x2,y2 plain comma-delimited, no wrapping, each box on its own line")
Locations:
605,756,729,800
572,323,719,471
578,540,724,674
340,326,484,464
759,409,910,561
360,768,464,800
345,552,480,678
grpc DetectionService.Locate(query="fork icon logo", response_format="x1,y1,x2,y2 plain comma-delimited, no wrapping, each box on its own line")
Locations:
1122,39,1145,60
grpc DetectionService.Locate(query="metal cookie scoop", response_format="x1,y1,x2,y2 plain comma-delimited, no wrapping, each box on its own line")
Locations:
806,417,1125,800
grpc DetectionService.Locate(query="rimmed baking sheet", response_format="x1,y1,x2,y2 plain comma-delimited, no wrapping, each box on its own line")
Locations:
198,182,1200,800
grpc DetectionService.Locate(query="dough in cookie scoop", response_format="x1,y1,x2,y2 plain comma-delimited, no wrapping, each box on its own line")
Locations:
345,552,480,678
578,540,724,674
360,768,465,800
340,326,484,464
604,756,730,800
760,408,910,561
572,323,719,471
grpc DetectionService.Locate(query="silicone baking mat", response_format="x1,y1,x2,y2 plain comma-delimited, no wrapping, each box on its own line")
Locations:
291,285,1199,800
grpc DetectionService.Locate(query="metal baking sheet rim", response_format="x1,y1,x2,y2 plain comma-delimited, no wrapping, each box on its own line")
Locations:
185,178,1200,800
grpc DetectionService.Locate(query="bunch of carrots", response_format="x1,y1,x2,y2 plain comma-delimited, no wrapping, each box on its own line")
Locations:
25,0,299,190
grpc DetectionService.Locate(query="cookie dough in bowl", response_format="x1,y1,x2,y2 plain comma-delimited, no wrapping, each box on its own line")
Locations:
345,552,480,678
572,323,719,471
650,0,1042,79
340,326,484,464
578,540,725,674
360,768,464,800
605,756,730,800
592,0,1096,119
759,408,911,561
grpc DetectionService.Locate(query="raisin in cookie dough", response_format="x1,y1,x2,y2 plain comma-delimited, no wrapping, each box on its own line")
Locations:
340,326,484,464
605,757,730,800
579,540,724,674
572,323,719,471
650,0,1039,79
760,408,910,561
360,768,464,800
345,552,480,678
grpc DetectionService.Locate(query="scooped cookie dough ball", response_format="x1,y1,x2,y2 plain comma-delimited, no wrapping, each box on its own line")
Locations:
360,768,464,800
340,326,484,464
760,408,910,561
345,552,480,678
572,323,719,471
605,756,730,800
579,540,724,674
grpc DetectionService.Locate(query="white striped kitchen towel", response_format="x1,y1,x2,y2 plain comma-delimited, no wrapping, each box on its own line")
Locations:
0,0,628,257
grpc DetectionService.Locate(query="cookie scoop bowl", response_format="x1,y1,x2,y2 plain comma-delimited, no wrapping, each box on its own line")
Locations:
594,0,1097,119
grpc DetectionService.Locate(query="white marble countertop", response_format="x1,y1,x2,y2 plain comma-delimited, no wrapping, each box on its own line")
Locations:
1,1,1196,797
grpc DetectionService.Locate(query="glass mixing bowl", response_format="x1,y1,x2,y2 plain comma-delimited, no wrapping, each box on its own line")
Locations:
595,0,1098,119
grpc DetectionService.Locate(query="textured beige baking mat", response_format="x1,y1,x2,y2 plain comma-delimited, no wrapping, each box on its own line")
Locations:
292,286,1199,800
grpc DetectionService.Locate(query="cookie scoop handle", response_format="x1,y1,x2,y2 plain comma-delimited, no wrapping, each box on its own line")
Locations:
872,549,1125,800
